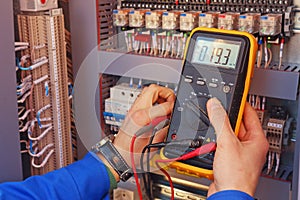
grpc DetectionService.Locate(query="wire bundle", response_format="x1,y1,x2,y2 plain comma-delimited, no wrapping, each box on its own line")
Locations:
130,117,216,200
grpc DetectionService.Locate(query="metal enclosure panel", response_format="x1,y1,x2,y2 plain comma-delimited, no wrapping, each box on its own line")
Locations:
69,0,98,76
294,95,300,200
0,1,23,182
249,68,299,100
69,0,99,159
99,51,182,84
255,177,291,200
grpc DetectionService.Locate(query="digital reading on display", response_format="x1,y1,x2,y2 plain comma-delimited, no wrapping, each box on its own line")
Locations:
191,36,241,69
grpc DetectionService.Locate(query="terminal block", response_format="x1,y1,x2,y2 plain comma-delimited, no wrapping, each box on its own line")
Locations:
266,118,285,176
162,11,182,30
199,12,219,28
218,12,240,30
145,10,165,29
180,11,201,31
239,13,261,34
267,118,285,153
113,9,132,27
129,9,149,28
259,14,282,36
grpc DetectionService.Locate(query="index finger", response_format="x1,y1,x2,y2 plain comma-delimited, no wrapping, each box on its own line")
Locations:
130,84,175,112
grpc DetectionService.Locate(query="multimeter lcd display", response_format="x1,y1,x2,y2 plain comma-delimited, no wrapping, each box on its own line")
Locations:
191,37,241,69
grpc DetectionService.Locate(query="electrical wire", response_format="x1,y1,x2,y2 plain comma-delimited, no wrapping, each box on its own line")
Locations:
19,109,32,121
17,90,31,103
130,134,143,200
18,106,26,116
20,140,29,154
263,38,272,69
133,118,170,200
15,42,29,46
153,142,216,200
33,75,49,85
15,46,29,51
36,104,51,128
155,161,174,200
155,142,216,163
45,81,49,97
29,143,54,157
19,121,32,132
17,57,48,71
266,47,272,68
28,126,52,141
17,82,32,96
140,143,165,199
278,38,284,70
257,38,263,68
31,149,54,168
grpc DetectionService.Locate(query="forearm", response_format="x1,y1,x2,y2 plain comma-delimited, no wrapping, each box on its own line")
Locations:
207,190,254,200
0,153,111,200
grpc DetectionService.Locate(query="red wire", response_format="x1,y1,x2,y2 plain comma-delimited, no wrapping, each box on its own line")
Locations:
156,142,216,163
153,142,216,200
130,135,143,200
155,161,174,200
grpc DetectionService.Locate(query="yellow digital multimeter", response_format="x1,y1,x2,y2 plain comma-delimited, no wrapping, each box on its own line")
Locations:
161,27,257,179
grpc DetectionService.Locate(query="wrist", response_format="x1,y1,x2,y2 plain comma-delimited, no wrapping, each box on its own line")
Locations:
91,136,133,182
97,152,120,182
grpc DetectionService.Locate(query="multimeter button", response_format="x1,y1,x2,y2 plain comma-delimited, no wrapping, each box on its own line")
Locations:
223,85,231,93
184,78,193,83
177,107,184,112
196,80,206,86
208,83,218,88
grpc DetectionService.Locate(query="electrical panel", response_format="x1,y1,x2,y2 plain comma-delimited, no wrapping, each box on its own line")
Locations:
16,8,73,175
69,0,300,199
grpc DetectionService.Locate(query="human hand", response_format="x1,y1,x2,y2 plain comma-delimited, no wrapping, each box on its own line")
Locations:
206,98,269,197
113,84,175,166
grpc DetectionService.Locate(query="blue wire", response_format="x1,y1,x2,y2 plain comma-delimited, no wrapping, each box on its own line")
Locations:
36,112,42,128
29,140,35,154
68,83,74,96
45,84,49,97
16,57,32,71
27,127,35,155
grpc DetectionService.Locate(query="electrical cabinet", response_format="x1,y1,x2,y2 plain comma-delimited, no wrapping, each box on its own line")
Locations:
69,0,300,199
0,1,23,183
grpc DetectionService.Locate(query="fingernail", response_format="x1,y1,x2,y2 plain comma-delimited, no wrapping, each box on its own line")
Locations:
208,98,222,110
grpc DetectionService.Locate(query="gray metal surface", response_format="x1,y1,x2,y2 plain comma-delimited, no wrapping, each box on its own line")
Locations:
69,0,98,77
69,0,99,158
0,1,23,182
293,94,300,200
99,51,182,83
249,68,299,100
255,177,291,200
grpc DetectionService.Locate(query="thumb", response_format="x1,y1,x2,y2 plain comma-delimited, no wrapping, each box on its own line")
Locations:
207,183,217,197
206,98,235,140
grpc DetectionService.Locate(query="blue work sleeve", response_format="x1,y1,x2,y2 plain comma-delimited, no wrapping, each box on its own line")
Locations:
207,190,254,200
0,152,111,200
